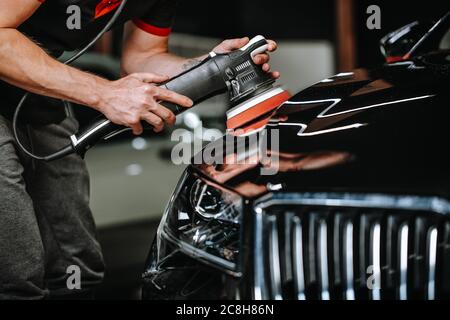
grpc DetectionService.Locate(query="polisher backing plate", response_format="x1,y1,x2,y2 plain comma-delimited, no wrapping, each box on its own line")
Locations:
226,86,291,130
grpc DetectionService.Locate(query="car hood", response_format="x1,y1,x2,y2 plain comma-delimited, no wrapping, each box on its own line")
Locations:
193,51,450,199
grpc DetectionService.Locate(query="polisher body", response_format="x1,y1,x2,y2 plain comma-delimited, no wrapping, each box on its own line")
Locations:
70,36,290,157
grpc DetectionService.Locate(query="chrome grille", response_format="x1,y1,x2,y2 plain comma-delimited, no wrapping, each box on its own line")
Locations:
253,193,450,300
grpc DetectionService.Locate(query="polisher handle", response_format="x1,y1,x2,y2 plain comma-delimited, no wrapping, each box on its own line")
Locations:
158,54,226,114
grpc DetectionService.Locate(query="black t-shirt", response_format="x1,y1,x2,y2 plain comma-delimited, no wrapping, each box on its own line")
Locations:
0,0,178,123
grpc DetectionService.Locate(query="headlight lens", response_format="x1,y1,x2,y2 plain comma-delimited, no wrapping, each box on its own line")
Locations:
157,169,243,272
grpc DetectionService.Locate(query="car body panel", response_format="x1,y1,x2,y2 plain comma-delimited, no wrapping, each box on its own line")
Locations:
194,52,450,198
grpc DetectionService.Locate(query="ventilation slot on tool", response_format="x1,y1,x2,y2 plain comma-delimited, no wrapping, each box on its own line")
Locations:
241,72,257,84
235,60,252,72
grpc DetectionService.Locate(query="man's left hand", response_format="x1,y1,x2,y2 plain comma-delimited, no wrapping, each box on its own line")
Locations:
212,37,280,79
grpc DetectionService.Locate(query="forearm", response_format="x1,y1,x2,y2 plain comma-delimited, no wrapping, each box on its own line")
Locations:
122,51,208,78
0,28,108,109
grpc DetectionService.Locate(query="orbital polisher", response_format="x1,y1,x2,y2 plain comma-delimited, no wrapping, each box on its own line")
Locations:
26,35,290,161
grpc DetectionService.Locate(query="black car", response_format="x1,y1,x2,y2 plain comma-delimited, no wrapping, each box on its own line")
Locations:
142,12,450,300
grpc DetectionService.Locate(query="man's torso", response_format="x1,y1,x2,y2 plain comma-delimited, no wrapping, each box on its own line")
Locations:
20,0,164,56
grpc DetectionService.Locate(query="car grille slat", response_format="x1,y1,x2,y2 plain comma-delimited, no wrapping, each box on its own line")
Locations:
440,222,450,295
318,220,330,300
343,221,355,300
268,216,282,300
254,209,268,300
412,217,426,295
385,215,395,292
253,193,450,300
398,223,409,300
333,214,342,287
283,212,294,287
307,214,318,297
370,222,382,300
358,214,369,297
292,216,306,300
427,227,438,300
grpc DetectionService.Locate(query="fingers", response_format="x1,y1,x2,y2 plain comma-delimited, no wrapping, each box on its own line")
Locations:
131,122,143,136
271,71,281,79
153,86,193,108
250,39,279,78
148,102,176,126
140,112,165,133
264,65,280,79
133,73,169,84
260,62,280,79
128,81,192,135
267,39,277,52
253,53,270,65
129,106,173,135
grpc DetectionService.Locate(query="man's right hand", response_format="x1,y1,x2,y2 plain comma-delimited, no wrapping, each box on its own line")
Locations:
1,1,192,136
97,73,193,135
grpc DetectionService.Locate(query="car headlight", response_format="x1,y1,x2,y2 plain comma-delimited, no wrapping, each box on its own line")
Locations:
155,169,243,274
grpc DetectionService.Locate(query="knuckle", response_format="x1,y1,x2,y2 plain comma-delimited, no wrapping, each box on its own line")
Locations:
130,115,140,124
160,111,169,120
165,90,174,99
154,118,163,127
144,85,155,94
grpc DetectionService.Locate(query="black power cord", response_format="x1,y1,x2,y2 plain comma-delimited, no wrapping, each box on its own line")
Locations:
13,0,128,161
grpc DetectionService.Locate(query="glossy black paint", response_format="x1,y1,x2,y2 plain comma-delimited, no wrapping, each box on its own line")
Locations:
193,51,450,198
142,18,450,300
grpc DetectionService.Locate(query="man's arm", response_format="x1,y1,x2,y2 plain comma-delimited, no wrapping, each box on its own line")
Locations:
0,0,108,107
0,0,192,135
121,23,280,78
121,23,205,77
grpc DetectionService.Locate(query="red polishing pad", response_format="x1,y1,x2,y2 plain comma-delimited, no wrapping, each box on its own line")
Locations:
226,87,291,130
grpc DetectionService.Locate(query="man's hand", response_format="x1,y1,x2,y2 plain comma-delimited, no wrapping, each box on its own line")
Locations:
212,37,280,79
98,73,193,135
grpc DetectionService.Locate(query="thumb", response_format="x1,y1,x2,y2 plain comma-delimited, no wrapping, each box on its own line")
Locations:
133,73,169,84
215,37,250,53
238,37,250,48
228,37,249,50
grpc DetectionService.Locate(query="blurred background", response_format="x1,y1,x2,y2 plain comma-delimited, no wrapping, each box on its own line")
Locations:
67,0,449,299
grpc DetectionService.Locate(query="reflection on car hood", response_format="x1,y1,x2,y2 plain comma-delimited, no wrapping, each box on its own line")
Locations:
193,52,450,198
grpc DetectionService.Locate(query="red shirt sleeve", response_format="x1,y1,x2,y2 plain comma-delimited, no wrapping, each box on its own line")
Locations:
133,0,179,37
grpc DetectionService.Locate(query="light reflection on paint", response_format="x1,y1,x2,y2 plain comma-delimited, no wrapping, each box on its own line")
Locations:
284,95,435,119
